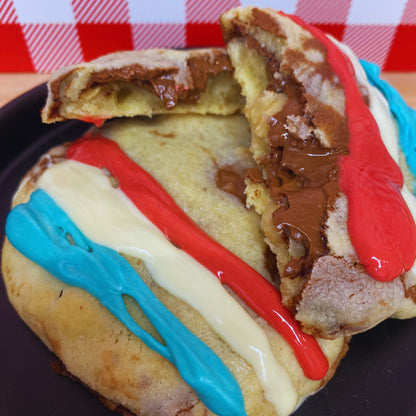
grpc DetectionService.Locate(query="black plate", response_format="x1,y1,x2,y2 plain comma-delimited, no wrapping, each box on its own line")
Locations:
1,85,416,416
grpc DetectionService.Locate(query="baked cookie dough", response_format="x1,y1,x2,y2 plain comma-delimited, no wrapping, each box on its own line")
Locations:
220,6,416,338
3,114,348,416
4,7,416,416
42,48,243,123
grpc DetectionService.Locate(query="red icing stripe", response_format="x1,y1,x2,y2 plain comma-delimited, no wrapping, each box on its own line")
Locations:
285,12,416,282
79,116,106,127
67,134,329,380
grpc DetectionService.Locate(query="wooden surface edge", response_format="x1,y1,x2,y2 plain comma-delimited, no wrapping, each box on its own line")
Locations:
0,73,50,109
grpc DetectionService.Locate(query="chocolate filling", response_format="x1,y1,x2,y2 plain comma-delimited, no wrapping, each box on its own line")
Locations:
215,163,281,282
265,91,345,277
231,10,351,279
85,51,234,110
48,51,234,119
215,163,247,204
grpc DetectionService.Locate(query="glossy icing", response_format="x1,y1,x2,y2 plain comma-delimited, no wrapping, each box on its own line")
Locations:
79,116,106,127
9,15,416,416
331,37,401,164
5,189,246,416
337,45,416,287
287,12,416,282
360,59,416,188
332,38,416,259
66,134,329,381
38,159,298,416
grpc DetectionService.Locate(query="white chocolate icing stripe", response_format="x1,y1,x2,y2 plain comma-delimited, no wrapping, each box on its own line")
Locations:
6,189,246,416
38,160,298,416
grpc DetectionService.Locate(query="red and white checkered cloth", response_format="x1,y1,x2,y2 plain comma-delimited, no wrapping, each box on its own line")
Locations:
1,0,415,72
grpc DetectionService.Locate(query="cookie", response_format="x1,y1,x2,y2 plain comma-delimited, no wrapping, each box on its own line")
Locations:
4,8,416,415
3,114,348,416
220,6,416,338
41,48,243,123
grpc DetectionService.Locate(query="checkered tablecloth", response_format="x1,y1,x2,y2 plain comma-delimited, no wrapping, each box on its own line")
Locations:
1,0,415,72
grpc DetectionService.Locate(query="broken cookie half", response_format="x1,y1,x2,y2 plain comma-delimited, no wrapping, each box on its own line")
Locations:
221,6,416,338
42,48,243,123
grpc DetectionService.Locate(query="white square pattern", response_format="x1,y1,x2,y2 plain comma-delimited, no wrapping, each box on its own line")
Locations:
347,0,408,25
13,0,75,23
240,0,298,14
128,0,186,23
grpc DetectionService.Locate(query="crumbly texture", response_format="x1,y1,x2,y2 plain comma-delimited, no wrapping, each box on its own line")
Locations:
296,256,405,337
2,114,348,416
220,6,416,338
42,49,244,123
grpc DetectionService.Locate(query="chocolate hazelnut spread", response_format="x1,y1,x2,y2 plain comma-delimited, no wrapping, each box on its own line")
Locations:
46,50,235,119
85,51,234,110
231,9,351,278
215,164,247,204
215,163,280,283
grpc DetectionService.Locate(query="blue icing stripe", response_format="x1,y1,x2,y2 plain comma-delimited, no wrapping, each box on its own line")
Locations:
360,59,416,189
6,189,247,416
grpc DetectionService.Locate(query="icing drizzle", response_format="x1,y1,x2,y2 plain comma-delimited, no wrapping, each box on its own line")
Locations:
7,14,416,416
67,134,329,380
79,116,106,127
287,12,416,282
360,59,416,189
37,159,298,416
5,189,247,416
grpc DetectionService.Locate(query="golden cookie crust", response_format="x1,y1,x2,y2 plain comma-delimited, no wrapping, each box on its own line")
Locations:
220,6,416,338
42,49,243,123
2,114,348,416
